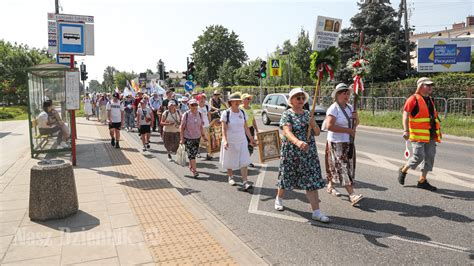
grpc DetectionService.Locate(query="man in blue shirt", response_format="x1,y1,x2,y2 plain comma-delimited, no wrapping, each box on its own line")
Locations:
149,92,162,132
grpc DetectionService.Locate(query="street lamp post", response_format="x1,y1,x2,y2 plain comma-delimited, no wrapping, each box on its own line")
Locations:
279,50,291,88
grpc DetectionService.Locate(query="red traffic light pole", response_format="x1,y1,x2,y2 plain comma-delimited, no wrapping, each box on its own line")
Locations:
70,55,77,166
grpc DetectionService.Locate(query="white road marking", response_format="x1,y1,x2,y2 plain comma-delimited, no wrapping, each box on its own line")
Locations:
248,166,473,255
313,142,473,189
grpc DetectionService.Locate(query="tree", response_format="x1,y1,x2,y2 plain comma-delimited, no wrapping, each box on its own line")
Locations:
88,80,103,93
114,71,136,91
337,0,412,82
146,69,153,75
0,40,53,105
102,66,116,91
217,59,235,87
234,59,260,86
293,28,313,84
192,25,248,86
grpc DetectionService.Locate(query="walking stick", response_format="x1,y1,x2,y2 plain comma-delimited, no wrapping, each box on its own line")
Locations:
306,73,323,142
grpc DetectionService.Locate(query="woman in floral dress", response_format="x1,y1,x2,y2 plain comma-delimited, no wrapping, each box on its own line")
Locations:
275,88,329,223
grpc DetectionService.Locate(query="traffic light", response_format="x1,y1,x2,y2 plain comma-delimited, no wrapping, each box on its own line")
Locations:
158,61,164,80
187,62,195,81
164,71,169,80
260,60,267,79
80,63,88,81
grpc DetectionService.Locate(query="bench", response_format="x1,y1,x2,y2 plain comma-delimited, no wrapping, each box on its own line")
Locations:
31,119,50,150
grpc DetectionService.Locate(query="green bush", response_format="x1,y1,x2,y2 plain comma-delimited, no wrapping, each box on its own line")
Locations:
179,73,473,100
0,112,14,119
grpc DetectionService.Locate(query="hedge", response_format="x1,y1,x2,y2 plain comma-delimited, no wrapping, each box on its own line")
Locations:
175,73,473,100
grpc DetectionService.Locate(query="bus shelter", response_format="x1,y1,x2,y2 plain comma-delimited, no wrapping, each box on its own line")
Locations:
26,64,73,158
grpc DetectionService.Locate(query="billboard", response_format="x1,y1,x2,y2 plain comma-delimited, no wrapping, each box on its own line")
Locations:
417,38,471,72
312,16,342,51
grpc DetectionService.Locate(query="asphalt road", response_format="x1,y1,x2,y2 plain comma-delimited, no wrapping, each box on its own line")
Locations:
126,117,474,265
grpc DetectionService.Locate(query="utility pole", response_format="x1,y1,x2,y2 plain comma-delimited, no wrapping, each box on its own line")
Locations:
55,0,59,14
403,0,411,72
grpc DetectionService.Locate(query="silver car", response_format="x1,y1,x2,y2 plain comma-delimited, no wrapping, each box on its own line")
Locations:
261,93,327,127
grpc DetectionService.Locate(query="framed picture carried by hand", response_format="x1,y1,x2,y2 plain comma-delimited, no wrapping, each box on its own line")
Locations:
257,130,281,163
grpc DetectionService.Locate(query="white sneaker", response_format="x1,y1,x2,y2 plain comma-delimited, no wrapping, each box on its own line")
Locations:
274,197,284,211
58,142,69,148
242,181,253,191
312,212,330,223
228,176,236,186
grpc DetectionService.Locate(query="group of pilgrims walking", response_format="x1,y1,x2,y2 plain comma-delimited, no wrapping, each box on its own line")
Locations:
81,77,441,224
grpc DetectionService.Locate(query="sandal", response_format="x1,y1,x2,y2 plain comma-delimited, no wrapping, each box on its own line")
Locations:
350,194,364,206
327,187,342,197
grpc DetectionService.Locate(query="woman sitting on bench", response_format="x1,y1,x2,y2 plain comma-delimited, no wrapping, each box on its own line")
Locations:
37,100,70,148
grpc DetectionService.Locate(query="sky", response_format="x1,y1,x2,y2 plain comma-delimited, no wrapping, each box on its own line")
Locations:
1,0,472,85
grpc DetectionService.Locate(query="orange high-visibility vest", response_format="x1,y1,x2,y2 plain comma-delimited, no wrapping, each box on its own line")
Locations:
408,94,441,143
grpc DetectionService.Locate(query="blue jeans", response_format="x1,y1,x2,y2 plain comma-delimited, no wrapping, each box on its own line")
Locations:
124,111,135,129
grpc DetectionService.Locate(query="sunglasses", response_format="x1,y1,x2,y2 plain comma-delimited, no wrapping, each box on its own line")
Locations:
190,104,198,106
295,96,305,101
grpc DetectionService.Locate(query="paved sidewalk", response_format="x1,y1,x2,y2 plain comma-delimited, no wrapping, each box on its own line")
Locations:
0,118,265,265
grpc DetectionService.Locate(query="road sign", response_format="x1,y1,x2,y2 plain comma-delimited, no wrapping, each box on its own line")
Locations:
270,59,281,77
48,13,94,56
48,13,94,23
58,22,85,55
184,81,195,92
312,15,342,51
56,55,71,66
47,21,57,54
66,71,80,110
417,38,471,72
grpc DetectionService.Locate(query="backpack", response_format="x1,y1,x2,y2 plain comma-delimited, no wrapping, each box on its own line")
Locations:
225,108,246,125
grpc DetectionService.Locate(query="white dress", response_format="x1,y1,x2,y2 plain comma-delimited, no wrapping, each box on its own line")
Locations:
219,109,251,170
83,98,93,115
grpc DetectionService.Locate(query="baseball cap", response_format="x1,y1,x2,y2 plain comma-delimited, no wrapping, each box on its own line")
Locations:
113,92,120,98
168,101,176,107
417,77,434,89
188,99,198,105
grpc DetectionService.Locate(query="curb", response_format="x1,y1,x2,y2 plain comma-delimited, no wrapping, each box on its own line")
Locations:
253,109,472,143
357,125,474,143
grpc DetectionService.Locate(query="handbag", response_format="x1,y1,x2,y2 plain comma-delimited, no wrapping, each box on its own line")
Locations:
337,104,355,159
176,144,188,167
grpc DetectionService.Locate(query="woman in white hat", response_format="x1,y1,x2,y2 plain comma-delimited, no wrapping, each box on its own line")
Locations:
324,83,363,206
220,92,256,191
274,88,329,223
240,93,259,167
161,101,182,161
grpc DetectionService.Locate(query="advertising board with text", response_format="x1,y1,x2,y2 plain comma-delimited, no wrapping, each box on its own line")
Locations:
312,16,342,51
417,38,471,72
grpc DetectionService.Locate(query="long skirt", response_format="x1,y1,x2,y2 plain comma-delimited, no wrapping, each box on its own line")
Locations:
219,141,251,170
84,102,93,115
163,131,180,153
325,141,356,186
100,105,107,122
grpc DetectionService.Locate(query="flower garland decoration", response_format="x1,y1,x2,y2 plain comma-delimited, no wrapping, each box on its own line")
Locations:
347,58,369,94
310,46,341,82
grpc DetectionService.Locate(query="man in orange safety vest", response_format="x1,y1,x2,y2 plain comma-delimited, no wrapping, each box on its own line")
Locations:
398,77,441,191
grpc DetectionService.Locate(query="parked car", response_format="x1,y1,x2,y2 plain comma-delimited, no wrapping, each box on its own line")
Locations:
261,93,327,127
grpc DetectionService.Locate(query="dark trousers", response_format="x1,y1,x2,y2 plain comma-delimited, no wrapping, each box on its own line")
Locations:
246,126,255,155
152,110,159,131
